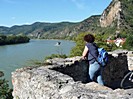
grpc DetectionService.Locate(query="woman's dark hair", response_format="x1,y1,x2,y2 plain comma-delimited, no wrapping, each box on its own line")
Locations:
84,34,95,43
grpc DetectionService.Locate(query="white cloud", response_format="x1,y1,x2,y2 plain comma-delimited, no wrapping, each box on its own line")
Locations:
71,0,86,10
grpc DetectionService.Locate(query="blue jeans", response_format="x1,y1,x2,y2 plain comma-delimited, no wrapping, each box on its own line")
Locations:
88,61,104,85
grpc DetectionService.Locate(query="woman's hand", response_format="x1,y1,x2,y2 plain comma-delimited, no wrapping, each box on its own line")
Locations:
82,56,87,60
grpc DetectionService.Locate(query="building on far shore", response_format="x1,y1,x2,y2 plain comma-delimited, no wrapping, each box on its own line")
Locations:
106,38,126,47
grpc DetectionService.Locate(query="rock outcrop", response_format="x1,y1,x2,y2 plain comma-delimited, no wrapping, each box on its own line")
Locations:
100,0,121,28
12,51,133,99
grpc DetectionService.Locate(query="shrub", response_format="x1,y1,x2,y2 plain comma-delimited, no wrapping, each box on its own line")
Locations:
69,32,88,57
123,35,133,50
0,71,13,99
45,54,67,60
69,32,118,57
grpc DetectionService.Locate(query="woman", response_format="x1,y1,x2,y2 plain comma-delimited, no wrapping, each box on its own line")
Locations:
82,34,104,85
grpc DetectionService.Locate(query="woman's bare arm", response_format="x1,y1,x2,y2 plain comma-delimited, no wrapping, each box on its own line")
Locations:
82,46,88,59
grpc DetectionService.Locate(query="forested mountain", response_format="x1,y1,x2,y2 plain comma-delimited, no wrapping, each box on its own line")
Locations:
0,22,78,39
0,0,133,39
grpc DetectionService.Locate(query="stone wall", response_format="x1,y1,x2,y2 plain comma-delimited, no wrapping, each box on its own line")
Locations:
47,53,129,89
12,66,133,99
103,52,128,88
12,51,133,99
127,51,133,70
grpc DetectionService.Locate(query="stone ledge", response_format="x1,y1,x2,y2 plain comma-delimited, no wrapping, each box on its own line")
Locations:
12,50,133,99
12,65,133,99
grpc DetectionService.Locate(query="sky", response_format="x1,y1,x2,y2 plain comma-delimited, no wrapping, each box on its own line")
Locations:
0,0,112,27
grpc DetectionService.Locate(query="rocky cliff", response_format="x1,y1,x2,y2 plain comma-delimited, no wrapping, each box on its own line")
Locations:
100,0,121,28
12,51,133,99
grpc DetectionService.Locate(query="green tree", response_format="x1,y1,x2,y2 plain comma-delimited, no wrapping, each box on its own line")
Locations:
123,35,133,50
0,35,30,45
0,71,13,99
69,32,118,57
69,32,88,57
0,35,7,45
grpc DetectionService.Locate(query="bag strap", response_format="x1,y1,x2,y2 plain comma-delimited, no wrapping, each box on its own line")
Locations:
89,51,102,66
87,43,102,66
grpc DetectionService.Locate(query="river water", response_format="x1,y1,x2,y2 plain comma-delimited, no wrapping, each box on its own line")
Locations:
0,39,75,87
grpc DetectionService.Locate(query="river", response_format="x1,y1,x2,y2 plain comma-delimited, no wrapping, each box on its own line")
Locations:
0,39,75,87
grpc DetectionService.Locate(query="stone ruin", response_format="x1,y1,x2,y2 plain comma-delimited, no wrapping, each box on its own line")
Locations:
12,50,133,99
49,51,129,89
